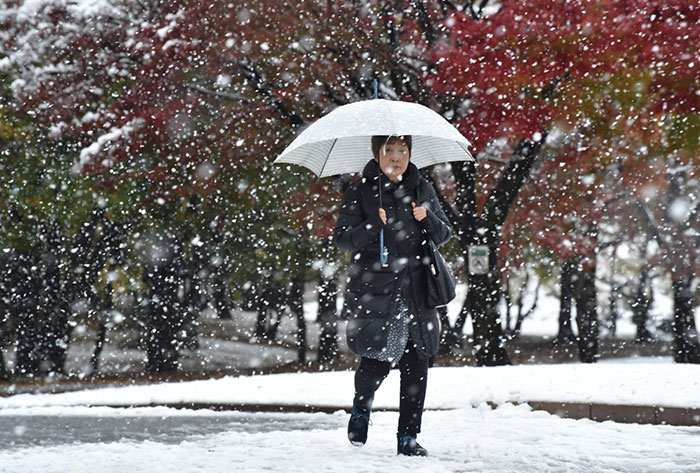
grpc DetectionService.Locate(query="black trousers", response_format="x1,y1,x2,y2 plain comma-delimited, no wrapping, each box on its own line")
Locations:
353,341,429,435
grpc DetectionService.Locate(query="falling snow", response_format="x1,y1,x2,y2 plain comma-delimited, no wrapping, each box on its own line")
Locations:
0,1,699,471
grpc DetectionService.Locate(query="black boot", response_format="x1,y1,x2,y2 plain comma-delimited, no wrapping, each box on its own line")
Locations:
347,402,371,446
397,433,428,456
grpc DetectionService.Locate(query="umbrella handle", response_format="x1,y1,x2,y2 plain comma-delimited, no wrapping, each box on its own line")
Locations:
380,229,388,267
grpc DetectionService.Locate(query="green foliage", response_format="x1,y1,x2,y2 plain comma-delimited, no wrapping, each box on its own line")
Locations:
0,104,92,250
667,114,700,157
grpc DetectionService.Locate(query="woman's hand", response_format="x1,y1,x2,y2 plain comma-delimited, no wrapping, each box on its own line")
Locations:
412,202,427,222
379,208,387,225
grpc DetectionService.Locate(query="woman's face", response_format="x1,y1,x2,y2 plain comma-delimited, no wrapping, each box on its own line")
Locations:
377,139,410,183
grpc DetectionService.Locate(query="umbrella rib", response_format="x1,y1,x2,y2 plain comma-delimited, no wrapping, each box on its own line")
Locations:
457,141,474,160
318,138,338,177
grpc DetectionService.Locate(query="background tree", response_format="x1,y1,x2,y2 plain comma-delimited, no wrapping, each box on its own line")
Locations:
1,0,698,376
430,0,700,365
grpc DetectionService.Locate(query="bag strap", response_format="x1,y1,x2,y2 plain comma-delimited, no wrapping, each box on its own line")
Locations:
416,181,438,269
416,181,429,239
418,181,439,277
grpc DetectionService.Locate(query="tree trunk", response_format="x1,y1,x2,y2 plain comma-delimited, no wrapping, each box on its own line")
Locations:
0,330,6,380
509,273,539,338
468,249,510,366
91,281,112,374
0,305,8,381
631,269,653,343
210,228,231,320
145,264,180,374
291,231,308,364
317,271,339,363
91,317,108,375
608,284,619,339
53,212,100,373
144,231,182,374
504,277,513,334
671,276,700,363
255,288,268,339
573,260,599,363
256,284,284,341
437,306,459,355
664,164,700,363
41,221,67,374
178,232,204,351
13,250,42,377
469,283,506,365
0,349,7,381
448,137,547,365
180,261,200,352
292,285,307,364
212,276,229,319
14,308,40,376
607,246,620,339
555,258,577,344
445,300,469,352
0,255,11,380
45,210,115,375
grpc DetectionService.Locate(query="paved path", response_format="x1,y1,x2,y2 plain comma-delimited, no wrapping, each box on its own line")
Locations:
53,400,700,427
0,410,339,450
1,407,698,473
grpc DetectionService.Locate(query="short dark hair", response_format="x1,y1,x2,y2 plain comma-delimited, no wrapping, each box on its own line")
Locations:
371,135,412,160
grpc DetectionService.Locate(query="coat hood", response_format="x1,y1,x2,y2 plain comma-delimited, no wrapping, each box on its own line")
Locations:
361,159,421,191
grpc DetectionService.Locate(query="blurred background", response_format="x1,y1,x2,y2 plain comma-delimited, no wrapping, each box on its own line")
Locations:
0,0,698,387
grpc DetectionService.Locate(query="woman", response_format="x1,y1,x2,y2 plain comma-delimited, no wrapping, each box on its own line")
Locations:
334,135,452,456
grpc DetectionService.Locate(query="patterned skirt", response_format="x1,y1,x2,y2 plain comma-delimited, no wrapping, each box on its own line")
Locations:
361,281,411,365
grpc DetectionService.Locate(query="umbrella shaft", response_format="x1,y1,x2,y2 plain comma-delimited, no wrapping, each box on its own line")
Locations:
378,171,388,267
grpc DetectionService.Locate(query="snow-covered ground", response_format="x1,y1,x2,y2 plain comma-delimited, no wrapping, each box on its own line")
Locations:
1,359,698,410
0,406,698,473
2,360,700,473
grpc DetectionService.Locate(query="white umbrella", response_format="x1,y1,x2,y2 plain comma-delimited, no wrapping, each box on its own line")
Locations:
274,99,473,177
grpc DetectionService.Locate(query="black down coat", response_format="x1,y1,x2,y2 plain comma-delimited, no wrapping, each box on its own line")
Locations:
334,159,452,360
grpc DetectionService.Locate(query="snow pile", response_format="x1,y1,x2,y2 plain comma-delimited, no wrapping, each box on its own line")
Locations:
1,359,697,411
1,406,699,473
1,360,699,473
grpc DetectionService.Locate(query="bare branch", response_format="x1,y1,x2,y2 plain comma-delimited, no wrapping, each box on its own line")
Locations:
184,84,251,103
635,199,668,251
422,169,462,232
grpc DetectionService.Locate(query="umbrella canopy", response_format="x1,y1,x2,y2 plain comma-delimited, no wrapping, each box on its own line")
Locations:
275,99,473,177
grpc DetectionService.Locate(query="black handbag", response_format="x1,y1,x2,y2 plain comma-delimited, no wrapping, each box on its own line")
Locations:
420,228,457,308
417,185,457,308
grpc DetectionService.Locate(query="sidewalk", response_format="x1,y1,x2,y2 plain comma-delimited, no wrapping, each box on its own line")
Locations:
1,359,698,426
52,399,695,427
